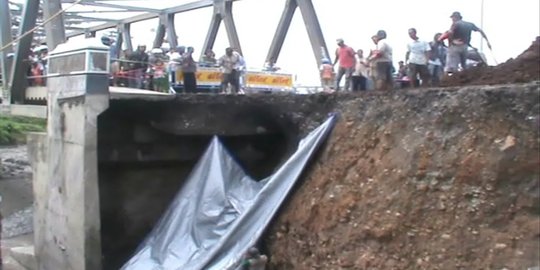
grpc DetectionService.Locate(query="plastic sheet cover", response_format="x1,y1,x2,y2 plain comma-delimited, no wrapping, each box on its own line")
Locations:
122,116,336,270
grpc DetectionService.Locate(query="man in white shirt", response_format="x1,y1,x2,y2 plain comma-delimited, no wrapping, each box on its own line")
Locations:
352,49,368,91
218,47,241,94
405,28,431,87
368,30,393,91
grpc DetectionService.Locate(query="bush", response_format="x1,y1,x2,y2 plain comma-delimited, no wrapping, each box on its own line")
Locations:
0,116,46,145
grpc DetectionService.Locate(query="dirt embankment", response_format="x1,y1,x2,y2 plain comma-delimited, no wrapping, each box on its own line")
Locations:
441,37,540,86
265,84,540,269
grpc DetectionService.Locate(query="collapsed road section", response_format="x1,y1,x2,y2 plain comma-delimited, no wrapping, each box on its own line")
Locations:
23,38,540,270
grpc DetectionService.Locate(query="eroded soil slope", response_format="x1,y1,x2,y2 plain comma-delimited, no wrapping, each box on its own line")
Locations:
265,84,540,269
442,37,540,86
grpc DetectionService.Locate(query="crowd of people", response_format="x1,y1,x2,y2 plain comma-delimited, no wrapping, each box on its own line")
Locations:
106,36,248,94
25,45,49,87
327,11,491,92
21,10,490,95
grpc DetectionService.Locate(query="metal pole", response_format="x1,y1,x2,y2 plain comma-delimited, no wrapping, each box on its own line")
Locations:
480,0,484,52
43,0,67,50
0,0,13,104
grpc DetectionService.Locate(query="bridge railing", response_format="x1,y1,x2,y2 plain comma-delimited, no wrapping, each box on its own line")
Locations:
23,57,328,98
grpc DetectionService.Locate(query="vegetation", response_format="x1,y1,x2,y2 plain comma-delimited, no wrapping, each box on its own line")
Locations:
0,115,46,145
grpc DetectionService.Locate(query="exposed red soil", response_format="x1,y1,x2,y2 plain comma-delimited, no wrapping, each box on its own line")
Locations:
441,37,540,86
265,85,540,269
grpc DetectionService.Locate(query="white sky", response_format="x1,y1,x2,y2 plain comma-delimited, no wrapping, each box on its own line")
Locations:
70,0,540,85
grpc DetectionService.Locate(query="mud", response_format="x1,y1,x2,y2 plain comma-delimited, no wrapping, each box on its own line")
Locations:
265,84,540,269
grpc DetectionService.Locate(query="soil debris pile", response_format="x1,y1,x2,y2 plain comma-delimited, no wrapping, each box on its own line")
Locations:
441,37,540,86
265,84,540,269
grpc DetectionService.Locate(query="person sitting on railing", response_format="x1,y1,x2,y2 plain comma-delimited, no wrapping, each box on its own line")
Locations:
200,49,217,67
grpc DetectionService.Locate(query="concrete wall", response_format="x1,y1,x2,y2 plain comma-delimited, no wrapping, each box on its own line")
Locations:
31,90,338,269
29,71,109,270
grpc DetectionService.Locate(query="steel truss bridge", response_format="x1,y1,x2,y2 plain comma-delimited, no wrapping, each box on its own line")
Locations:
0,0,330,107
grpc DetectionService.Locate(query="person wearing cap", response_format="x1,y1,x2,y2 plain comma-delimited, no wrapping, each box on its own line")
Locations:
405,28,431,87
368,30,393,91
333,38,356,91
439,11,492,74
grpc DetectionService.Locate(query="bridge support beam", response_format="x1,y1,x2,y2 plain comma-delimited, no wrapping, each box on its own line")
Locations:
0,0,13,104
153,13,178,49
43,0,66,51
265,0,297,65
265,0,329,68
221,0,241,54
152,23,166,49
121,23,133,54
165,13,178,49
114,25,123,59
201,0,242,58
297,0,329,66
9,0,40,104
201,13,221,57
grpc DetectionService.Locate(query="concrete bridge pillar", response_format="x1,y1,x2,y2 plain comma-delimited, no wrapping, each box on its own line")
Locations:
31,38,110,270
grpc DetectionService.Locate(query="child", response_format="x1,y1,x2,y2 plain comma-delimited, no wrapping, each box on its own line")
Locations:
152,59,169,93
319,58,334,92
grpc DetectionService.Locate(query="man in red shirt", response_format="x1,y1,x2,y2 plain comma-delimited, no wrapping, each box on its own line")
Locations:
333,38,356,91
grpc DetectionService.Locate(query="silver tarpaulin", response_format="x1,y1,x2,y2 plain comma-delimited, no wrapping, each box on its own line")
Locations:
122,115,336,270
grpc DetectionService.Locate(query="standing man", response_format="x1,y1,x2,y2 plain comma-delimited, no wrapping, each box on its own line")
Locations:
429,33,447,86
181,47,197,93
368,30,393,91
128,44,148,89
218,47,241,94
351,49,368,91
405,28,431,87
333,38,356,91
439,11,492,74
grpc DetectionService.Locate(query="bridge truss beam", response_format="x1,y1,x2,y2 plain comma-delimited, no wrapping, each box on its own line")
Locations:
201,0,242,57
43,0,66,51
265,0,329,67
9,0,40,104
